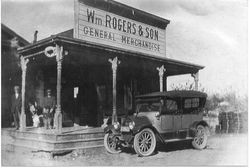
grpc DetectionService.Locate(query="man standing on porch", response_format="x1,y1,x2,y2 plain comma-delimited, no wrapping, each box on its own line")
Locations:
11,85,22,130
43,89,56,129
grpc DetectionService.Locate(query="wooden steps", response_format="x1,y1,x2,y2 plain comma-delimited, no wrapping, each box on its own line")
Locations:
1,127,105,153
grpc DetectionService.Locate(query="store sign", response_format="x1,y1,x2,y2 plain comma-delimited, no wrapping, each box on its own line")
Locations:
74,0,166,57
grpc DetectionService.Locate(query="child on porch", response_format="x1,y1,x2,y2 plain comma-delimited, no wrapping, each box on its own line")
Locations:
43,89,55,129
42,106,53,129
29,101,43,127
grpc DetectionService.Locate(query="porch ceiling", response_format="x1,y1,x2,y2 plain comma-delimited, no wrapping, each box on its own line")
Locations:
18,35,204,77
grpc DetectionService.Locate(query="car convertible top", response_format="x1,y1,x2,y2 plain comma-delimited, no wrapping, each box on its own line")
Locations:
136,90,207,99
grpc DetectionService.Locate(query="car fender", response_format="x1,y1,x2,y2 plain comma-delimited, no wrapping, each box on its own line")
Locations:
129,116,164,143
190,120,210,136
103,125,118,134
132,124,165,143
130,115,153,134
104,124,113,133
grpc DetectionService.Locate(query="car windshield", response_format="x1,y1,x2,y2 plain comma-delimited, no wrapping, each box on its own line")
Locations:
137,102,161,112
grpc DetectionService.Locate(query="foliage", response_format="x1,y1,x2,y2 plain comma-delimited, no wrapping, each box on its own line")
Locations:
205,93,223,111
170,81,248,113
170,81,205,92
210,91,247,113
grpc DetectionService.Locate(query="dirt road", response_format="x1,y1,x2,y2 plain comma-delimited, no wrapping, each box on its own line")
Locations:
1,134,247,166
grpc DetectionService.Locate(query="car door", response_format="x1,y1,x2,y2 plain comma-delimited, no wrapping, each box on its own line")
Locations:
181,98,200,129
173,111,182,131
160,99,177,132
160,114,173,132
181,113,192,129
191,98,205,123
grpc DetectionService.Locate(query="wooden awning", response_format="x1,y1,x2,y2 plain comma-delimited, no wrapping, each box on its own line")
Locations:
17,35,204,76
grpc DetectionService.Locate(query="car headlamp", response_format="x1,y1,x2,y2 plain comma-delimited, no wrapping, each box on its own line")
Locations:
155,112,160,117
113,122,120,130
128,121,135,130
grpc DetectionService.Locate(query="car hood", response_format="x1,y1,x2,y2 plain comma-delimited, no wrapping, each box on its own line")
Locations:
122,112,157,126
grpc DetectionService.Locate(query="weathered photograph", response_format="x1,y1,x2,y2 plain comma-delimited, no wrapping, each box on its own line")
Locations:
1,0,248,166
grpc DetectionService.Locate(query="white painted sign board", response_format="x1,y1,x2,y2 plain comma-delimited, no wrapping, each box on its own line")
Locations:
74,0,166,57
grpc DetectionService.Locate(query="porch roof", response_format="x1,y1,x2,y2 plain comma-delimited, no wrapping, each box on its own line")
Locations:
17,34,204,76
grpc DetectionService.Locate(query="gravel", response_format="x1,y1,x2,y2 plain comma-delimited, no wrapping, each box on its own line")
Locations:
1,133,247,166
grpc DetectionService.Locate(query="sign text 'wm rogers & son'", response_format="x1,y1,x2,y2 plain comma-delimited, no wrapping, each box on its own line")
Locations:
74,0,166,57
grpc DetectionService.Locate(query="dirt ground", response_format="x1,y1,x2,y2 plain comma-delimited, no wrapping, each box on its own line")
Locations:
1,133,248,166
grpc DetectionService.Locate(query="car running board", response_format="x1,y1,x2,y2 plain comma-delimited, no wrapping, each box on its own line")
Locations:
164,137,193,143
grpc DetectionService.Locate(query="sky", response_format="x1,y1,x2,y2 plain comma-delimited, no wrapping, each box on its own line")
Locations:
1,0,248,97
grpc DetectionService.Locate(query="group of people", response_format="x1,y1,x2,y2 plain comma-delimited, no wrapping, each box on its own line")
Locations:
11,86,56,130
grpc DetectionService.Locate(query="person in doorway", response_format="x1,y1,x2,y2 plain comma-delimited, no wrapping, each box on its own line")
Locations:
11,85,22,130
43,89,56,129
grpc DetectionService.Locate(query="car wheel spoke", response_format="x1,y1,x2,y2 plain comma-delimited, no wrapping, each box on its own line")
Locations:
194,127,206,147
134,128,156,156
144,144,149,151
142,132,152,153
194,138,198,144
141,144,145,152
139,143,143,148
105,134,121,152
147,142,151,149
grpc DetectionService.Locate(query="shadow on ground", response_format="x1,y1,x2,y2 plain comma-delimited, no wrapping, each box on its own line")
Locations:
120,140,193,156
157,140,193,153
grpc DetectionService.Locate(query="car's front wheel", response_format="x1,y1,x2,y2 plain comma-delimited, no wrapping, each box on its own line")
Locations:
133,128,156,157
192,125,208,150
104,133,122,154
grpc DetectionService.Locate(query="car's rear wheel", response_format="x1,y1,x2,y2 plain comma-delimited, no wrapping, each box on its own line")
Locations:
104,133,122,154
192,125,208,150
133,128,156,157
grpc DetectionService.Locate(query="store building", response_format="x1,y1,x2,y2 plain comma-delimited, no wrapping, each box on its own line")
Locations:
2,0,204,153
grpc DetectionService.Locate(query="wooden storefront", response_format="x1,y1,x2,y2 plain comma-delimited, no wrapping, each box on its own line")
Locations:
2,0,204,153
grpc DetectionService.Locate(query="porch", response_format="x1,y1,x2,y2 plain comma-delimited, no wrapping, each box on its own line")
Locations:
2,126,104,154
17,34,203,133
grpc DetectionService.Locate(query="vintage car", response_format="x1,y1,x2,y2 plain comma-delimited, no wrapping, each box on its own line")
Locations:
104,90,209,157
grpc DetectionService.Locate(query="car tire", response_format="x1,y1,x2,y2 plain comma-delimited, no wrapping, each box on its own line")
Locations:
104,133,122,154
133,128,156,157
192,125,208,150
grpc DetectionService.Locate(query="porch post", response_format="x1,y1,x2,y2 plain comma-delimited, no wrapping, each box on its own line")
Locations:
156,65,166,92
165,75,168,91
109,57,121,124
54,44,63,133
20,56,29,131
191,71,199,91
